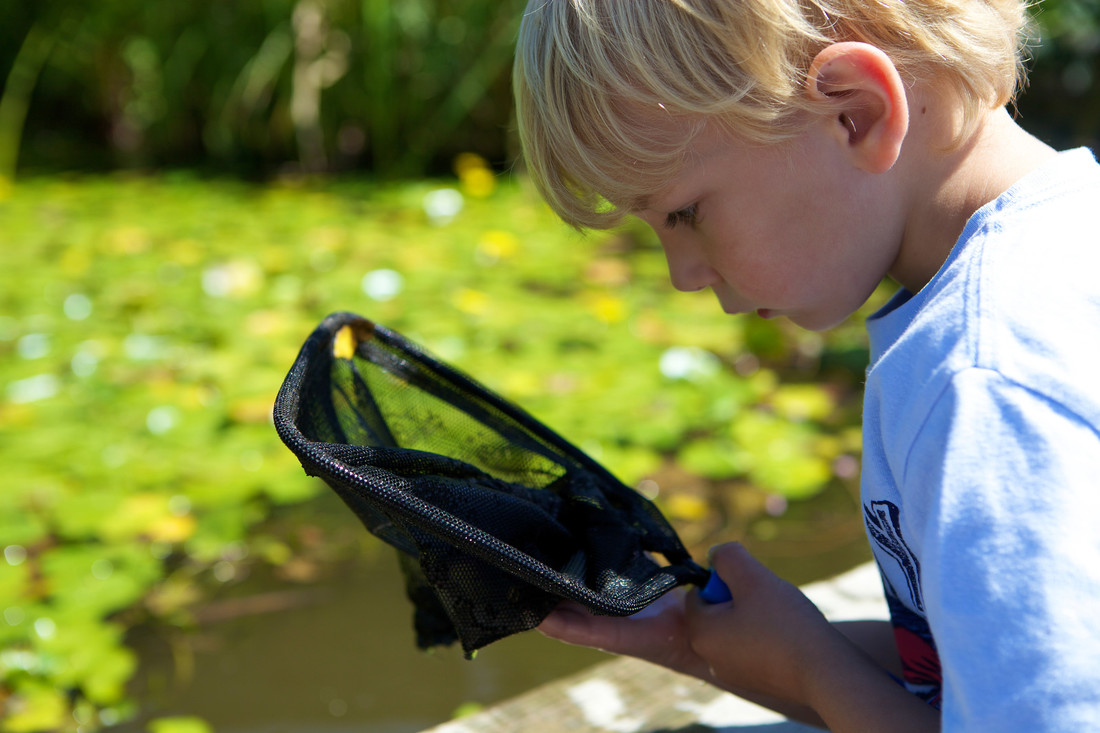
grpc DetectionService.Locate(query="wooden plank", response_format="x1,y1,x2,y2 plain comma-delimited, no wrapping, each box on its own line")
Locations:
428,655,819,732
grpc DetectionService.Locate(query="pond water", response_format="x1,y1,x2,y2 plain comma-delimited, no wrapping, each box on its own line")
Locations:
116,551,610,733
112,480,871,733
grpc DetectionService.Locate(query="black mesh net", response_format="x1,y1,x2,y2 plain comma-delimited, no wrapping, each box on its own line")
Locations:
273,312,709,655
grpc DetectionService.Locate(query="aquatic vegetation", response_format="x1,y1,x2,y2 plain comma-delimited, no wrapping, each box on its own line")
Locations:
0,172,874,730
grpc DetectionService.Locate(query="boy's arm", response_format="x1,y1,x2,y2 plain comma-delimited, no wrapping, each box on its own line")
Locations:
831,619,904,678
539,542,938,732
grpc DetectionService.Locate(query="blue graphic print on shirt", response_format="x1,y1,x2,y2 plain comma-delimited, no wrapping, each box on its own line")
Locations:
864,500,942,707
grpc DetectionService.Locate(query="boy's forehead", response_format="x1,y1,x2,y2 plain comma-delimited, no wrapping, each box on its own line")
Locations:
593,110,718,205
624,125,731,211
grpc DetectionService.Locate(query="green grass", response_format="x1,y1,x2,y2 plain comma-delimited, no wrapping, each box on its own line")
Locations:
0,168,873,730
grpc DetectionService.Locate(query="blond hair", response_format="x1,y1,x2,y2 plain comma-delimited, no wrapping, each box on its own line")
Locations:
514,0,1033,230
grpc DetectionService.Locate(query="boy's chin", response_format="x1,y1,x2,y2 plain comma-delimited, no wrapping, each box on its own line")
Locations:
784,310,853,332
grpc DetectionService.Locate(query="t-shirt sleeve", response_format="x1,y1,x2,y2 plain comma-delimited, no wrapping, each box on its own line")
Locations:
904,367,1100,731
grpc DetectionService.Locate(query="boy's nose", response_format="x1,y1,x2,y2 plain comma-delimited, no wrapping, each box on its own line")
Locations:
669,270,715,293
661,242,719,293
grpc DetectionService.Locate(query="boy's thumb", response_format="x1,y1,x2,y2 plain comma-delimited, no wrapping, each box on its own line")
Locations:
708,541,765,592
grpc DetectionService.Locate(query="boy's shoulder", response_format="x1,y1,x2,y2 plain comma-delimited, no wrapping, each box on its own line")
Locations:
868,147,1100,415
943,146,1100,334
979,146,1100,225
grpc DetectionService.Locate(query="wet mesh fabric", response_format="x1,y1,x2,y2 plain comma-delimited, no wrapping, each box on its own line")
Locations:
274,312,709,655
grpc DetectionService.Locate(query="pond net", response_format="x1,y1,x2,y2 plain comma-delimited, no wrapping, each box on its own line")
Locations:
273,312,709,655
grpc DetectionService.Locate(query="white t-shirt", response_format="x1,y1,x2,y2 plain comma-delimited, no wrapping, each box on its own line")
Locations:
861,147,1100,730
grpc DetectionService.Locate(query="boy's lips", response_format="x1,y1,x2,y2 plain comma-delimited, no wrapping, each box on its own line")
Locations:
713,290,773,318
716,294,754,316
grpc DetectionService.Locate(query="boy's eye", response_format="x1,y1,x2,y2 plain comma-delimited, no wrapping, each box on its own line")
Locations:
665,204,698,230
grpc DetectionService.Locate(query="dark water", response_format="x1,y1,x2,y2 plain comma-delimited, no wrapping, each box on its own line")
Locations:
115,478,870,733
118,551,610,733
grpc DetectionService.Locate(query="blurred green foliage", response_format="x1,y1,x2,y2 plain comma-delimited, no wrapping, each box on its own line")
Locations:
1020,0,1100,147
1,0,1098,183
1,0,525,179
0,167,873,730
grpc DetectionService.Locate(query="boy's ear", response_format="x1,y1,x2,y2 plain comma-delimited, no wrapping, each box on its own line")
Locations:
805,42,909,174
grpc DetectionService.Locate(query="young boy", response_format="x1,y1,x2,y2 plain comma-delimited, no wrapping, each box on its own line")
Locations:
513,1,1100,730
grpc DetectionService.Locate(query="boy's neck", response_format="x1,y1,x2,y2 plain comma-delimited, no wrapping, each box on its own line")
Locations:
890,105,1056,294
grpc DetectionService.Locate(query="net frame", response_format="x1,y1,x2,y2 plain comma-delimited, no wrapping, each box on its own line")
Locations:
273,312,709,651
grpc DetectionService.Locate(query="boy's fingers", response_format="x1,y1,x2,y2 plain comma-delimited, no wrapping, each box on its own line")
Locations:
537,602,591,640
537,602,623,651
539,591,689,660
707,541,762,593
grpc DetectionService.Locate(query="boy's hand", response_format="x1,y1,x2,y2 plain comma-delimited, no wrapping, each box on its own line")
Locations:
537,541,836,722
538,542,837,704
537,584,717,685
539,542,934,730
682,542,842,706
